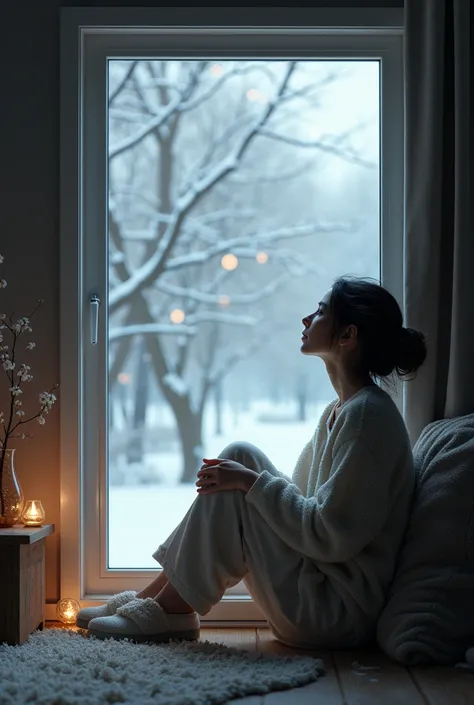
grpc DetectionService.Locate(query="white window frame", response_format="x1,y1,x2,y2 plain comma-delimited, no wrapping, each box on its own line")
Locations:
59,7,404,625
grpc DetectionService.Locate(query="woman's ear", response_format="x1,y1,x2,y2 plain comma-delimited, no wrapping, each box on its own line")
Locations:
339,325,357,346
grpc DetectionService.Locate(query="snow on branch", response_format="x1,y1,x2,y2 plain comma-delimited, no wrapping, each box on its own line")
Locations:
257,128,377,169
109,323,197,341
228,161,313,184
109,96,182,160
227,247,314,276
109,64,273,162
177,208,256,246
110,188,160,210
109,63,297,313
186,311,260,326
135,77,183,97
109,312,259,343
178,64,277,114
163,222,348,273
109,107,150,124
156,273,288,305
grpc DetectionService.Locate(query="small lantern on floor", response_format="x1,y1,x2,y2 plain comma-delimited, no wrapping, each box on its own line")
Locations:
57,598,80,625
21,500,46,527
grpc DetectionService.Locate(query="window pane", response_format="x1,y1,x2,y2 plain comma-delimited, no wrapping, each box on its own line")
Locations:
107,59,380,569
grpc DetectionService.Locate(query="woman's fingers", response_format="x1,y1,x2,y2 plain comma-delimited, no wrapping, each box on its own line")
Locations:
197,468,217,477
196,469,216,488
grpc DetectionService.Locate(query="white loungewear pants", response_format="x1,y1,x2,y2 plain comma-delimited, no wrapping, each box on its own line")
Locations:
153,441,363,649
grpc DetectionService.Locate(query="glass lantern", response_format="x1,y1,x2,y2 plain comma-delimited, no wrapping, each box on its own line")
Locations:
56,598,80,625
21,500,46,527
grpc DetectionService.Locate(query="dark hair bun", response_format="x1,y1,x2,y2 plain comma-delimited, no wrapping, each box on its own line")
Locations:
395,327,427,378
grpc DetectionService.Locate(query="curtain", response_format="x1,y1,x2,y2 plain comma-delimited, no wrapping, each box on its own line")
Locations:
403,0,473,444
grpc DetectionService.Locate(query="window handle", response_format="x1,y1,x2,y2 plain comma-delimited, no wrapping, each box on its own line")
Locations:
90,295,100,345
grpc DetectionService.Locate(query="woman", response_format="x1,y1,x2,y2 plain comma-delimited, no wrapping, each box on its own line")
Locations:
77,275,427,649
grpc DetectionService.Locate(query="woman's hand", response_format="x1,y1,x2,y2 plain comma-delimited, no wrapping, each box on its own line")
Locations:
196,458,259,495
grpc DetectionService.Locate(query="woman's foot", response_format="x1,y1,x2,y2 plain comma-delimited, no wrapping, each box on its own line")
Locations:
155,580,195,614
76,571,169,628
136,570,169,599
76,590,138,629
87,597,200,642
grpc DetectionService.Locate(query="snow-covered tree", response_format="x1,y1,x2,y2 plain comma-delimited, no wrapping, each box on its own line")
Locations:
107,60,376,482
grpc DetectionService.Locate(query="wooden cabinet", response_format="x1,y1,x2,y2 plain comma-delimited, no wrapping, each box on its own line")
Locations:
0,524,54,645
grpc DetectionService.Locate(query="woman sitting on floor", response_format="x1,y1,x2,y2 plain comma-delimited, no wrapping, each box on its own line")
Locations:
77,275,427,649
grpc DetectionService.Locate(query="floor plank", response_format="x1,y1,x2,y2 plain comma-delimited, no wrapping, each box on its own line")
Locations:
409,665,474,705
333,648,425,705
257,629,342,704
201,627,258,652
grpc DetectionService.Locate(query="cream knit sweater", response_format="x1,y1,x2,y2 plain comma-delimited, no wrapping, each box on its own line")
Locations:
245,384,415,624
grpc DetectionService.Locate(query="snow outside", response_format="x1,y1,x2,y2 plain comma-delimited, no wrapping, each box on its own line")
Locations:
107,59,379,569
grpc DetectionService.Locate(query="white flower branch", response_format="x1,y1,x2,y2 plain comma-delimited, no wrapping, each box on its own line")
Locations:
0,255,59,502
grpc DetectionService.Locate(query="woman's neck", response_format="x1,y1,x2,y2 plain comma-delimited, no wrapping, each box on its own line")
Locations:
326,366,375,407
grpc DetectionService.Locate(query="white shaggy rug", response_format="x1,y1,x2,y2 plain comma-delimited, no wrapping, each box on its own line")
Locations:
0,629,325,705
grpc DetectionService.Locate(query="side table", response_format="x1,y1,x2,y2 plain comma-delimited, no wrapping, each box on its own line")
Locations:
0,524,55,645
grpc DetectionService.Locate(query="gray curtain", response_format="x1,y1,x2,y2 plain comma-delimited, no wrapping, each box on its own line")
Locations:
404,0,473,444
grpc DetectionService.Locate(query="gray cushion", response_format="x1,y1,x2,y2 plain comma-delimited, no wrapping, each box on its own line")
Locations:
376,413,474,665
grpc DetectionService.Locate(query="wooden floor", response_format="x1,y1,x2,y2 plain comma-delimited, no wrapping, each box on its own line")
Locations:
46,624,473,704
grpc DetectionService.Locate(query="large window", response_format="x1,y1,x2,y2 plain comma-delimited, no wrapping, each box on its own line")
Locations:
60,8,403,622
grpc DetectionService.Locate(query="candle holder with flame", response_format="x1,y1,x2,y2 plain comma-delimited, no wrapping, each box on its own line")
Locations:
57,598,80,625
21,500,46,527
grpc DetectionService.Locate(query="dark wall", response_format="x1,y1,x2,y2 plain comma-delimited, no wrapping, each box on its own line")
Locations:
0,0,402,602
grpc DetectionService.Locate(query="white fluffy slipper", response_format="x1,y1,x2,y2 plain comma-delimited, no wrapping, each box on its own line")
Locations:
87,597,200,643
76,590,137,629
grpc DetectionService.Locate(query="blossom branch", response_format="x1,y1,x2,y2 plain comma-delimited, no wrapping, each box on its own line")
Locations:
0,254,58,508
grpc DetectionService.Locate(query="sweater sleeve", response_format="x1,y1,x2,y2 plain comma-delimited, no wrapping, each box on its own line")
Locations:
290,440,313,489
245,436,393,563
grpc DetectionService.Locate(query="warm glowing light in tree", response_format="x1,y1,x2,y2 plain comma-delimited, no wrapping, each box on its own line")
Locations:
256,251,269,264
218,295,230,305
221,254,239,271
170,309,185,324
117,373,131,384
246,88,267,103
210,64,224,77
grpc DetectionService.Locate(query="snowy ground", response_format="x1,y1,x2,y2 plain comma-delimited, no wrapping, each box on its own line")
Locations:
108,399,330,568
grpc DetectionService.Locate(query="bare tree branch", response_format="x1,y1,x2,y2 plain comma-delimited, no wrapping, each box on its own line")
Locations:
228,160,314,184
278,72,337,105
178,63,278,114
110,188,159,210
109,323,197,342
182,112,254,189
162,222,348,273
109,108,150,124
186,311,260,326
114,207,256,243
109,61,215,161
109,310,259,342
258,128,377,169
155,273,288,305
134,77,183,97
109,99,181,160
109,61,138,104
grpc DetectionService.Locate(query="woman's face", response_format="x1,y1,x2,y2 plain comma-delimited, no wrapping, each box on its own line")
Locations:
300,289,333,356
